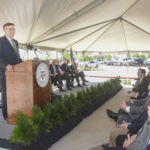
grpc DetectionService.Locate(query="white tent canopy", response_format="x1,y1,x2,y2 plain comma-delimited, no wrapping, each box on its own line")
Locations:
0,0,150,53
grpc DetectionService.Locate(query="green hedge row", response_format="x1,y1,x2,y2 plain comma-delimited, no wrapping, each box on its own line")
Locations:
9,77,121,146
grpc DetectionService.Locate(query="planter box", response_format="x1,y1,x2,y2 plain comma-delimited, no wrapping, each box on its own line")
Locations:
0,84,122,150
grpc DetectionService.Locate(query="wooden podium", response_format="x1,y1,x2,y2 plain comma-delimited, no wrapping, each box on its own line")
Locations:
5,60,51,124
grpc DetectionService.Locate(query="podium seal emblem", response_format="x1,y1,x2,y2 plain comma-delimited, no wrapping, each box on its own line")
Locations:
36,63,49,88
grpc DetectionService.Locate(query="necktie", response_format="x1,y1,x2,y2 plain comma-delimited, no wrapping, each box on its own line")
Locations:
11,39,17,54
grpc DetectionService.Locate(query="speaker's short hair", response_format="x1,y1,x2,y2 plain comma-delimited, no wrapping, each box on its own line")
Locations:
3,23,14,30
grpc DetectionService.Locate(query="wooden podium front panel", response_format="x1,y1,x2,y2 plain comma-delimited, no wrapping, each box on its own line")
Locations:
33,60,51,107
6,72,34,124
13,60,33,72
6,60,51,124
33,77,51,107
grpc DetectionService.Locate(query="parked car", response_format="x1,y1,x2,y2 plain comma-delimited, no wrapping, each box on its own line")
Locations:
130,58,144,66
143,59,150,66
113,58,124,66
87,61,99,68
97,59,104,64
106,60,114,66
78,61,88,68
116,58,132,66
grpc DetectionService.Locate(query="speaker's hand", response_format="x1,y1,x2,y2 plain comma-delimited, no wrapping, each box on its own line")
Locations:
6,64,13,72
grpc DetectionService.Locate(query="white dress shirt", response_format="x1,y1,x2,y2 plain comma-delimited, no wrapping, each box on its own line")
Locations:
5,35,14,47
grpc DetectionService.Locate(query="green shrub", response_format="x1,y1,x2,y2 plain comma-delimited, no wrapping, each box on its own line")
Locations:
69,93,81,112
10,77,121,147
31,106,52,134
77,89,87,105
90,85,99,100
54,98,69,119
85,87,93,104
44,102,62,127
63,94,76,117
9,112,38,146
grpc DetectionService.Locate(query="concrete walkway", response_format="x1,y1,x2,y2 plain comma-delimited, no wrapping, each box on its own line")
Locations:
48,86,130,150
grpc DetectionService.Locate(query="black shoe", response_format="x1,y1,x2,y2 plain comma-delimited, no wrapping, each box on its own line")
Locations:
51,92,55,95
71,85,77,88
78,84,82,87
106,109,118,122
3,115,7,120
57,84,62,88
83,83,87,86
84,80,88,82
67,87,72,90
59,89,66,92
102,143,109,148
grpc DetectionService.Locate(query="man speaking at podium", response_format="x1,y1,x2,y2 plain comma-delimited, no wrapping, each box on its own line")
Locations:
0,23,22,120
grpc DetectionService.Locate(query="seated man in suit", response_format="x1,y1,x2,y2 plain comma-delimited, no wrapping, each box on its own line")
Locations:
55,59,72,90
91,102,150,150
63,59,81,88
106,105,148,147
107,85,150,125
107,69,149,122
147,66,150,81
0,23,23,119
70,61,87,87
128,68,141,94
129,68,149,99
107,82,150,123
50,59,65,92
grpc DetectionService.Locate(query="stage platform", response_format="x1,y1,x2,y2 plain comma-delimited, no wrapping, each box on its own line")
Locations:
0,110,15,150
0,81,98,149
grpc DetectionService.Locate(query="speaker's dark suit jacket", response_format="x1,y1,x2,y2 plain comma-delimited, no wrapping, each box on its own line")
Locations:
0,36,22,119
0,36,22,73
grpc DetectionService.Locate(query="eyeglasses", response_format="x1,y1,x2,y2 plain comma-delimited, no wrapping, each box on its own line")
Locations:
5,28,15,31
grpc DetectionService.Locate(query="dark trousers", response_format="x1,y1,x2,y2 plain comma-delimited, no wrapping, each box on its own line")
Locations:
117,109,132,124
103,135,127,150
51,75,63,86
116,135,127,147
71,71,86,85
61,72,71,87
78,71,85,82
71,73,80,85
0,72,7,119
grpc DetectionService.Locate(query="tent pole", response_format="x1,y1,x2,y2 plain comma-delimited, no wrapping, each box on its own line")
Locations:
56,51,58,59
120,19,130,85
27,48,29,60
23,49,26,60
61,49,65,59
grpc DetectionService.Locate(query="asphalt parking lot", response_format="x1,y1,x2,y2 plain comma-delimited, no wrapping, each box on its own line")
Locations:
84,65,148,79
